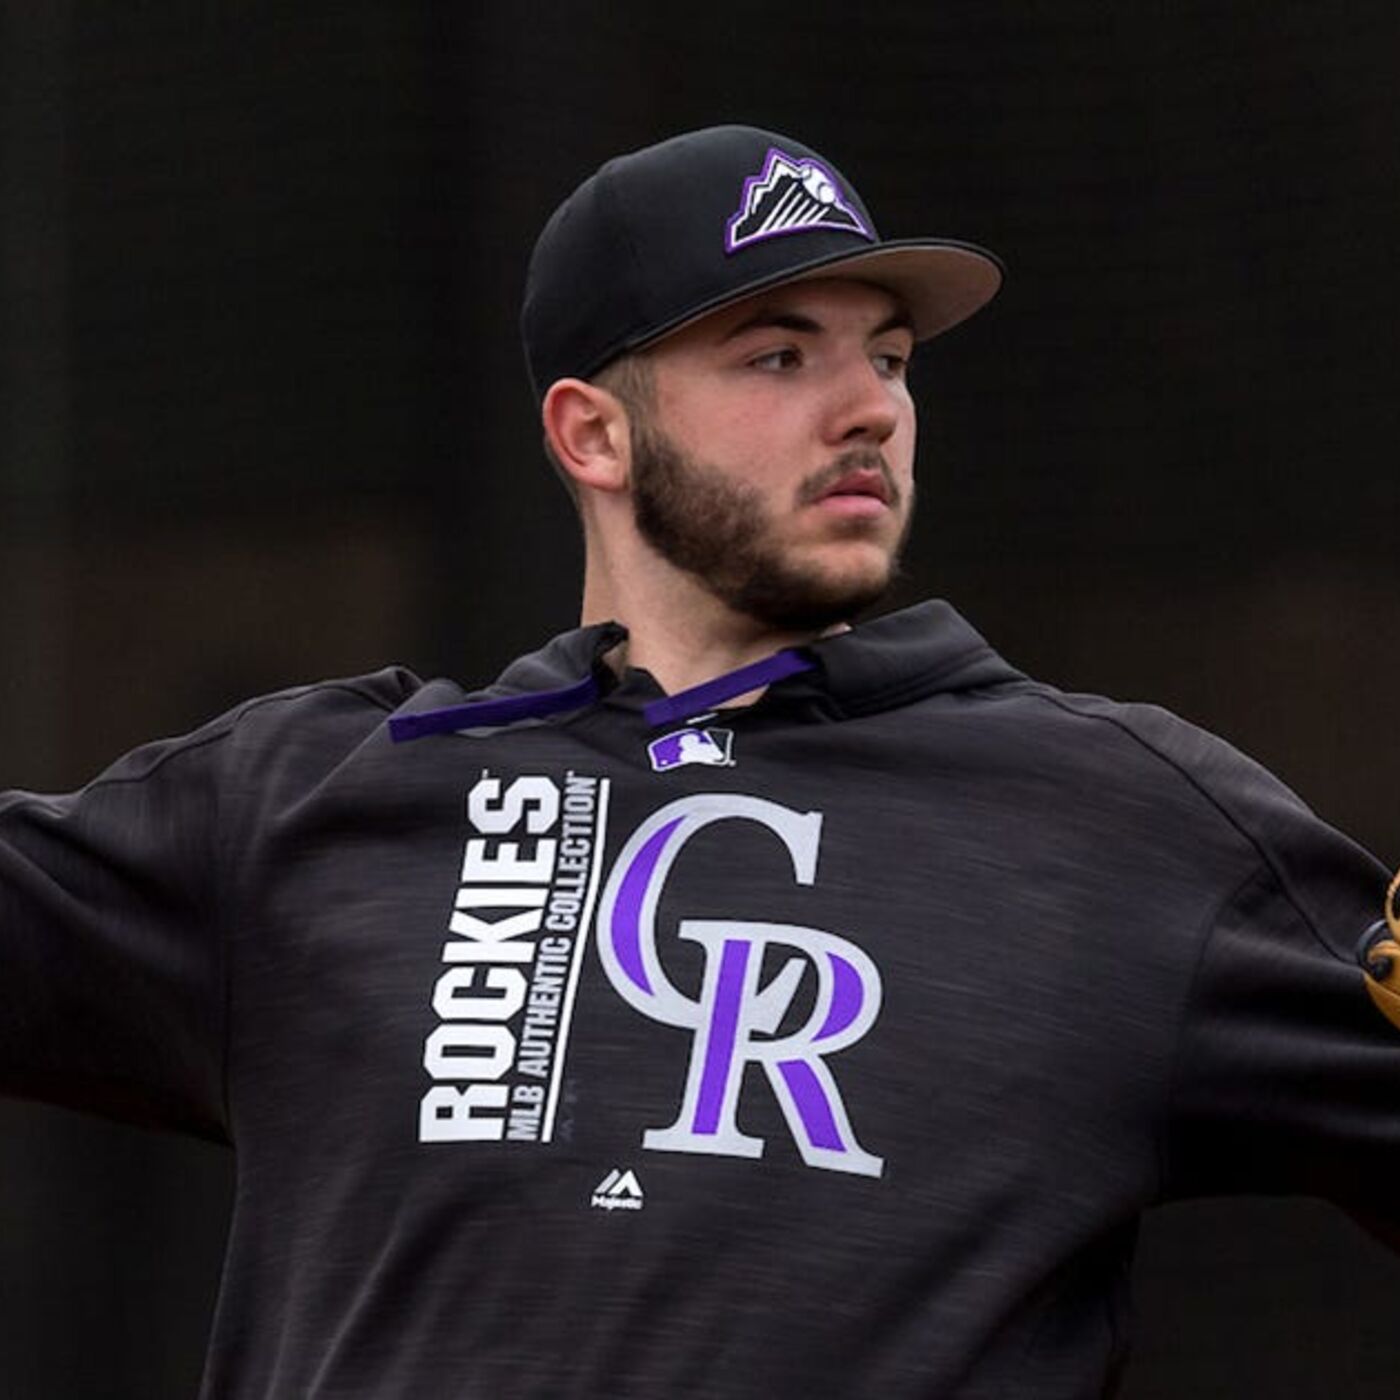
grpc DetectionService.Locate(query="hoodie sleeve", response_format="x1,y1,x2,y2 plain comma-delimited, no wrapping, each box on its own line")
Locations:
1162,799,1400,1209
0,722,232,1140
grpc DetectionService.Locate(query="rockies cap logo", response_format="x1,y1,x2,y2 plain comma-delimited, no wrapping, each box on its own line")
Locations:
725,147,874,254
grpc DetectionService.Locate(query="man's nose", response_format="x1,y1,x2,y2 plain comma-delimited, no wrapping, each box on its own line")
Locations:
824,357,901,445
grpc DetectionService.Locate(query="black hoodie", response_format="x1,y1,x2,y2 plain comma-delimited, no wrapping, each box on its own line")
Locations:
1,600,1393,1398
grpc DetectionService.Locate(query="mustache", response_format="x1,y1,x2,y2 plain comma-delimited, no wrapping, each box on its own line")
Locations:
795,449,901,508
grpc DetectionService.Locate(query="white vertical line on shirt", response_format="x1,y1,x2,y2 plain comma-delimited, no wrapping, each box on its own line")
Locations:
541,775,611,1142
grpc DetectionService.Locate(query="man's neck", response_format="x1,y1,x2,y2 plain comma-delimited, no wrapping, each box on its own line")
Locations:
582,573,842,699
608,621,823,701
578,520,852,697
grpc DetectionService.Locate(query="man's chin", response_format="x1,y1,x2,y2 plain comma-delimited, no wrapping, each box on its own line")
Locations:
789,544,900,603
715,556,898,634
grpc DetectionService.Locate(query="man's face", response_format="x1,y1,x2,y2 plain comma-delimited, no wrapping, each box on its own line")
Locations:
624,278,918,632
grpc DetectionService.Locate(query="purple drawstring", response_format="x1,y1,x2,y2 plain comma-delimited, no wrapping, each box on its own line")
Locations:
642,649,813,728
389,647,815,742
388,674,600,743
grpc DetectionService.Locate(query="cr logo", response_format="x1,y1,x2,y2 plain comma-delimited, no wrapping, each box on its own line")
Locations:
596,794,883,1178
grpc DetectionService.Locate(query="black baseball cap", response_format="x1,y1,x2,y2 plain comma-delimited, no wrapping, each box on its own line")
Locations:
521,124,1004,399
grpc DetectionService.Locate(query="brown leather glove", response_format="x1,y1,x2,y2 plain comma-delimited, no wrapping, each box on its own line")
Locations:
1359,870,1400,1031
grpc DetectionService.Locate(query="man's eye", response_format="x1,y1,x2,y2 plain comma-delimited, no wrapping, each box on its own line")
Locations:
873,351,909,378
750,348,801,371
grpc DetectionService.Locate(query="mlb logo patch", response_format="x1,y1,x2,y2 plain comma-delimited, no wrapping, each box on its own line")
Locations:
647,727,734,773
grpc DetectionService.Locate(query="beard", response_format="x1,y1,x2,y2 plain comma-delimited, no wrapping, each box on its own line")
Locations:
629,421,912,633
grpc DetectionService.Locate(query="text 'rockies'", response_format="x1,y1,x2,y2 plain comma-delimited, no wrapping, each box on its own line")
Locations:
418,769,606,1144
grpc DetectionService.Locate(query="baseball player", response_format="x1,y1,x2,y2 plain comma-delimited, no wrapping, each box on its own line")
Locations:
3,124,1399,1397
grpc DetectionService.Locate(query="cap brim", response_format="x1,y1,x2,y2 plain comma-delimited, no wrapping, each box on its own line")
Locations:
619,238,1004,366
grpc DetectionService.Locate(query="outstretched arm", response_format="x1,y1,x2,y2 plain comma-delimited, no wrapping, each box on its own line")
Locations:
0,723,231,1140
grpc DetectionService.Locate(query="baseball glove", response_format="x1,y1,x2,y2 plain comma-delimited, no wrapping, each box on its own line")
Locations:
1358,869,1400,1032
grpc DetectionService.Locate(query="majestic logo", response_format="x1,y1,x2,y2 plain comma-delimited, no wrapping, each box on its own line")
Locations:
591,1167,644,1211
647,727,734,773
596,794,884,1177
725,147,873,254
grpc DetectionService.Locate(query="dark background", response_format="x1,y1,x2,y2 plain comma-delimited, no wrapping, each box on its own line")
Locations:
2,3,1398,1395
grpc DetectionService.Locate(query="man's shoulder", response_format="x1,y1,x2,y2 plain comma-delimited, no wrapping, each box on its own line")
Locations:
978,676,1368,896
988,675,1306,813
90,666,435,793
213,664,463,767
225,665,427,731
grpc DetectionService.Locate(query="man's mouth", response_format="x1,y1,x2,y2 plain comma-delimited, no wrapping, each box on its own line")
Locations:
817,467,891,505
799,455,898,519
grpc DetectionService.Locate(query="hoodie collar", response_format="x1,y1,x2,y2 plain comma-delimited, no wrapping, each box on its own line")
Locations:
387,621,625,743
801,599,1022,718
388,600,1022,742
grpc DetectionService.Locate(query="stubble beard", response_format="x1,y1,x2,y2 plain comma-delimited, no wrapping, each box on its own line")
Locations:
629,421,912,633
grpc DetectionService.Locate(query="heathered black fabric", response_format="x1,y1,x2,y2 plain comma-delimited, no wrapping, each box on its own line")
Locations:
1,599,1394,1398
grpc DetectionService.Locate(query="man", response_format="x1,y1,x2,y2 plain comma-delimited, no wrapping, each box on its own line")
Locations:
2,124,1399,1397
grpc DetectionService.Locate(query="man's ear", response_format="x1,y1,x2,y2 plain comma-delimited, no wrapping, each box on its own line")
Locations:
541,378,631,494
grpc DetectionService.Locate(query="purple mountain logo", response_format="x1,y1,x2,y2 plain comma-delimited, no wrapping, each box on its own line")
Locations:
725,147,873,254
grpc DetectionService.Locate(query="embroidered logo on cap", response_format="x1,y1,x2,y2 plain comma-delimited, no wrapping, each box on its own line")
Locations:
725,147,873,254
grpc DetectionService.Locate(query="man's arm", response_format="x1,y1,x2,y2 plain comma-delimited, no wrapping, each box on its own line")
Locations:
0,723,231,1139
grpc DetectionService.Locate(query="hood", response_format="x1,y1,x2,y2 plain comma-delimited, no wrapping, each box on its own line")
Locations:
388,600,1023,743
800,599,1024,719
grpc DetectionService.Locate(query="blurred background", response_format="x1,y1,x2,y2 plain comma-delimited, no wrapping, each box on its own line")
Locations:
2,3,1398,1395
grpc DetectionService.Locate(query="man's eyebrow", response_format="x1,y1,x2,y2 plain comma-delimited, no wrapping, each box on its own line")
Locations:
719,310,823,343
872,309,916,338
718,306,917,343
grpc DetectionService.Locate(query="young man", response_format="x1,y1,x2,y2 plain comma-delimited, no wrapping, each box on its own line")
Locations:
2,124,1398,1397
